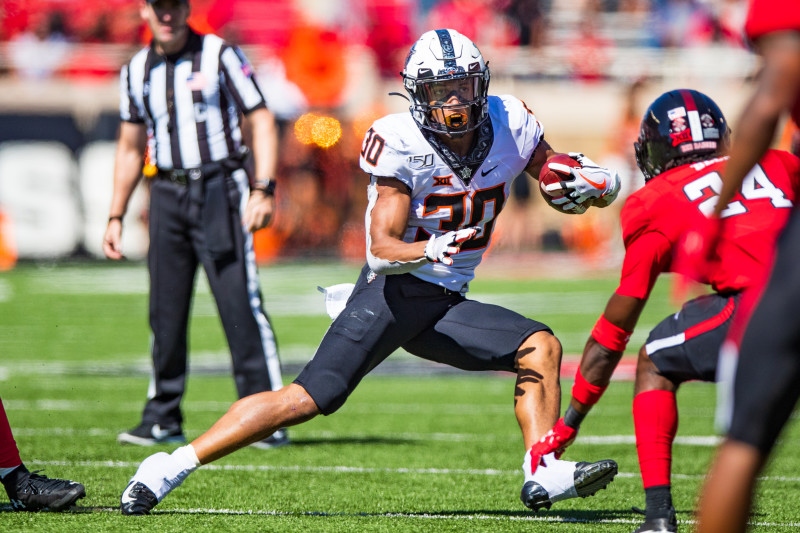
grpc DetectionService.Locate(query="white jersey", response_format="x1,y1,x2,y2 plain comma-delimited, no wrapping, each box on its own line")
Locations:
359,94,544,292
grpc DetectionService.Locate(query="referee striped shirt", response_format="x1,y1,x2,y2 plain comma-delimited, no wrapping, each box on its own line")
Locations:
119,28,266,171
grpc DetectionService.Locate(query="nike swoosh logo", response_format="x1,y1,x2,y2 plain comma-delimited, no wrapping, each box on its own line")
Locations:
481,165,498,177
579,171,606,189
151,424,172,440
121,483,137,505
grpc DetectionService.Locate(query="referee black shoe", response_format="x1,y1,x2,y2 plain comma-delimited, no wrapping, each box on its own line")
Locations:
118,422,186,446
2,464,86,511
521,459,618,511
120,481,158,515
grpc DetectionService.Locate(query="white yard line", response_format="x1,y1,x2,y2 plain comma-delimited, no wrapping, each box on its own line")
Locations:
9,426,723,446
27,458,800,484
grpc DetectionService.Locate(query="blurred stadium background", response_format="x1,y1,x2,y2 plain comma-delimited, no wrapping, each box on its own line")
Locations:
0,0,786,269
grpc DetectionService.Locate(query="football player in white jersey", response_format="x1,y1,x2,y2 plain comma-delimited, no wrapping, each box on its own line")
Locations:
119,28,622,516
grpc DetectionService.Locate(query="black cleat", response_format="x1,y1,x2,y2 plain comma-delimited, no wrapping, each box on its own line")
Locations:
521,459,618,511
250,429,290,450
633,507,678,532
120,481,158,515
2,464,86,511
118,422,185,446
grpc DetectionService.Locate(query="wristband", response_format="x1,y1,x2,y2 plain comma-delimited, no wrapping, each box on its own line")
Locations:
572,367,607,406
252,179,276,197
591,314,632,352
108,215,123,223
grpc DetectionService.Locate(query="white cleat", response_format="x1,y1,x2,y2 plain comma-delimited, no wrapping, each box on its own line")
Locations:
521,453,618,511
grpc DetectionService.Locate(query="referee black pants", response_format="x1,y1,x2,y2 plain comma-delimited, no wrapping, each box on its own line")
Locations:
140,172,283,428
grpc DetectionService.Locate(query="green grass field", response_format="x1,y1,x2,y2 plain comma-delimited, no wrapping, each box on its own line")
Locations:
1,259,798,532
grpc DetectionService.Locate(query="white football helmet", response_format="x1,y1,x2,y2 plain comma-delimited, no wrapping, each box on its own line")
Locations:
402,29,490,136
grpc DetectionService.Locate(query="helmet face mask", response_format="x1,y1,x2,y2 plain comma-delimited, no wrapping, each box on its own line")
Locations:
402,29,490,137
635,89,731,182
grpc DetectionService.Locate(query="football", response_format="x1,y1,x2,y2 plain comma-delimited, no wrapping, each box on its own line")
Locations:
538,154,585,213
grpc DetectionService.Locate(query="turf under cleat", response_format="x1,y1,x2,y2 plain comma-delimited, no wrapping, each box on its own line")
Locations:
521,458,618,511
120,481,158,515
2,464,86,511
632,507,678,532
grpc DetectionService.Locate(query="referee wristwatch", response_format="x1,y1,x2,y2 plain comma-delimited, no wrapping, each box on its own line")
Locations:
252,178,276,197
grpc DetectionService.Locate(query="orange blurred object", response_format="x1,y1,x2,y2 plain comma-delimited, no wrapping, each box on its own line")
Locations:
0,210,18,271
253,226,286,264
282,25,347,109
294,113,342,148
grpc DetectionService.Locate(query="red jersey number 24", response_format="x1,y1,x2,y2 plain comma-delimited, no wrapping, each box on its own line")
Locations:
683,165,793,218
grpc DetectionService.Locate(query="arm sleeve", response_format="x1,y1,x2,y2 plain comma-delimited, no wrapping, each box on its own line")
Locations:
219,45,267,114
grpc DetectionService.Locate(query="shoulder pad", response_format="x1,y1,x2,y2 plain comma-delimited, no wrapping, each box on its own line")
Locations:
359,114,418,186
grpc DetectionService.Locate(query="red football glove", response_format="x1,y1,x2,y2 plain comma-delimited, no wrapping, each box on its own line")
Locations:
529,418,578,471
674,214,723,284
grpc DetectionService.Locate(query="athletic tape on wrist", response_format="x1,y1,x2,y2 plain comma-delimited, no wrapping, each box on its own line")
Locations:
572,367,607,406
591,314,632,352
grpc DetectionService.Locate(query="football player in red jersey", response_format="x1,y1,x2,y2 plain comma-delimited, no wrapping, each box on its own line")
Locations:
691,2,800,532
529,89,800,533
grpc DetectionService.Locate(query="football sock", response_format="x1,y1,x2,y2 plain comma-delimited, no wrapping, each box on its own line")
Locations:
633,390,677,489
526,452,578,502
173,445,201,469
644,484,673,518
133,448,200,501
0,463,26,497
0,399,22,469
0,464,21,480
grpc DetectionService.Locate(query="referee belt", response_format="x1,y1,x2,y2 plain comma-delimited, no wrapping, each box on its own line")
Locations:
156,158,245,186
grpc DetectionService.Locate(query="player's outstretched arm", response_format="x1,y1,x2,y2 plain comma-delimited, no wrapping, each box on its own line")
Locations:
713,32,800,218
533,292,643,458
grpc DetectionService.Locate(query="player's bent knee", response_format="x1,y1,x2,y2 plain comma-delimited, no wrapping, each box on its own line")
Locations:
634,345,676,394
516,330,562,370
280,383,321,424
228,383,320,427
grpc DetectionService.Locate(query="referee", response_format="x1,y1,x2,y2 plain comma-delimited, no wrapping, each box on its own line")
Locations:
103,0,288,449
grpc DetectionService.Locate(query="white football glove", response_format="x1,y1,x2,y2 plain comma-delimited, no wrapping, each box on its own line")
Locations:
543,153,621,211
424,227,478,266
